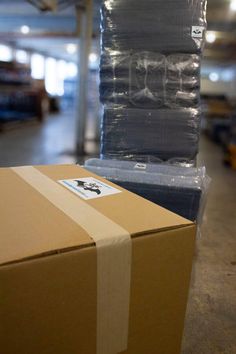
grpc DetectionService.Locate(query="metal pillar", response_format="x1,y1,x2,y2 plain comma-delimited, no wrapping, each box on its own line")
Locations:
75,0,93,155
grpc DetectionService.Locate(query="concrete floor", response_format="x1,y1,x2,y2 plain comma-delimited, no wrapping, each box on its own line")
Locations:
0,111,99,167
183,137,236,354
0,112,235,353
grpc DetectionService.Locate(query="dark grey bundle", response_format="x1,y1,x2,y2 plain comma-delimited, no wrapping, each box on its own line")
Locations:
101,0,207,53
99,0,207,164
101,107,201,161
100,52,201,109
85,159,209,222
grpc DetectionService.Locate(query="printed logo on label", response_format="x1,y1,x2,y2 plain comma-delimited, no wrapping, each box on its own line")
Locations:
58,177,121,200
134,163,147,170
191,26,204,38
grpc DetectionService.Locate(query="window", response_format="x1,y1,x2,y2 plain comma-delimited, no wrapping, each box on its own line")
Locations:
66,62,77,78
31,54,45,79
0,44,13,62
57,60,67,95
15,50,29,64
45,57,58,95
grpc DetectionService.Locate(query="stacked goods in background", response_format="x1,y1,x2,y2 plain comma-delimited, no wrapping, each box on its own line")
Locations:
100,0,207,163
224,114,236,169
0,61,45,131
86,0,210,225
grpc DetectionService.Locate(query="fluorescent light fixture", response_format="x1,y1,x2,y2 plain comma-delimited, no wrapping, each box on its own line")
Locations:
209,72,219,82
206,31,216,43
20,25,30,34
230,0,236,11
89,53,98,63
66,43,77,54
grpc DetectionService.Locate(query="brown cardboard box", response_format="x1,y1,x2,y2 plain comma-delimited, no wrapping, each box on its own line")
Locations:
0,164,196,354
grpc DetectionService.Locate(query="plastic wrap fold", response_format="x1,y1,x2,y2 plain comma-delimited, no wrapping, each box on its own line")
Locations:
85,158,210,223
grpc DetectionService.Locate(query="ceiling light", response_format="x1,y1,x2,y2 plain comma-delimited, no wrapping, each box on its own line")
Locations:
206,31,216,43
20,25,30,34
230,0,236,11
209,72,219,82
66,44,77,54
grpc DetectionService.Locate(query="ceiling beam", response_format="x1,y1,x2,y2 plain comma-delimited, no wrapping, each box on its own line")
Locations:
0,31,98,41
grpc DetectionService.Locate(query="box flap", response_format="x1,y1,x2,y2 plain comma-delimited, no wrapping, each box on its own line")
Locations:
0,164,193,266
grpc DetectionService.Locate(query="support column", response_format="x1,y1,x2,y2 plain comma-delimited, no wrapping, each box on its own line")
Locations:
75,0,93,155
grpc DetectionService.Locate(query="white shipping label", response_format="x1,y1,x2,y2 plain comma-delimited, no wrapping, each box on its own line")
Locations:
191,26,204,38
134,163,147,170
58,177,121,200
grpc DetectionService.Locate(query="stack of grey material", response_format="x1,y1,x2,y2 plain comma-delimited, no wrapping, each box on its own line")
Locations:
92,0,209,221
100,53,200,109
101,108,200,161
100,0,207,162
85,159,210,222
101,0,207,53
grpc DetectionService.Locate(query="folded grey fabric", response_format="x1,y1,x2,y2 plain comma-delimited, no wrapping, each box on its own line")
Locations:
101,0,207,53
100,52,200,108
84,159,209,221
101,107,200,161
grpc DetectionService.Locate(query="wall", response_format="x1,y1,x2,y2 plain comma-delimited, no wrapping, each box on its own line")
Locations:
201,77,236,98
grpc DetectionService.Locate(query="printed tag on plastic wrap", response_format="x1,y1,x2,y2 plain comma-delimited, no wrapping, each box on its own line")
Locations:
59,177,121,200
191,26,204,38
134,163,147,170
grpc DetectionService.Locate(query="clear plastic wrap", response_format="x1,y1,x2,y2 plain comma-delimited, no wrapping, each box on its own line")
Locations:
101,0,207,53
99,0,207,163
101,107,201,161
100,52,201,109
84,158,211,224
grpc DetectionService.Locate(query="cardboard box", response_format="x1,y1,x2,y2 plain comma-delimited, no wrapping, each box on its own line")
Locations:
0,164,196,354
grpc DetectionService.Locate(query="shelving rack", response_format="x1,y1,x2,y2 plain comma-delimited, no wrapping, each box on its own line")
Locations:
0,60,44,131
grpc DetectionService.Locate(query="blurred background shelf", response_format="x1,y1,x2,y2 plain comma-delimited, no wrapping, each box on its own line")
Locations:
0,60,46,130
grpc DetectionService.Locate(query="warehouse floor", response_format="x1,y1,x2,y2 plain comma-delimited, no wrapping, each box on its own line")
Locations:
183,138,236,354
0,112,235,354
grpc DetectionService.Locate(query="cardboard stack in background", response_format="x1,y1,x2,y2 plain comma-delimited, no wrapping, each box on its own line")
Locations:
0,164,196,354
87,0,209,223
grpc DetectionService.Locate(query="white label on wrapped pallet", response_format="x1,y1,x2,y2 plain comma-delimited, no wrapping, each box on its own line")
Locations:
191,26,204,38
134,163,147,170
59,177,121,200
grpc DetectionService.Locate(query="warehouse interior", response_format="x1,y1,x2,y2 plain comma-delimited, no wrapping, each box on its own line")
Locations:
0,1,235,354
